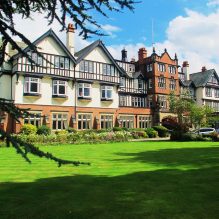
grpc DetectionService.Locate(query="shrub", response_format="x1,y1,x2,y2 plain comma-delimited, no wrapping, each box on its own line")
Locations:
152,126,168,137
113,127,123,132
145,128,158,138
209,132,219,141
67,127,77,133
37,125,51,136
20,124,37,135
131,131,148,139
121,127,129,131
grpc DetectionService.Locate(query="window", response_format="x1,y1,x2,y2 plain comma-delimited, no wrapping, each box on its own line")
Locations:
206,88,212,97
101,115,113,129
168,65,176,74
158,63,165,72
158,95,167,108
119,95,127,106
80,60,94,73
101,86,113,99
102,64,114,76
54,56,70,69
138,80,144,90
30,52,43,66
52,113,68,130
148,96,153,108
209,75,218,84
24,77,41,94
78,83,91,98
119,116,134,128
215,89,219,98
158,77,166,89
169,79,176,90
24,112,41,127
120,77,125,87
53,80,67,96
148,78,153,89
213,102,219,112
139,116,152,128
78,114,92,130
146,64,153,72
131,97,145,107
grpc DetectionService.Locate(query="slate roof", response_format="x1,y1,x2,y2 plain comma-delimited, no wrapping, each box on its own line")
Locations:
189,69,218,87
179,79,194,87
75,40,129,77
12,29,76,64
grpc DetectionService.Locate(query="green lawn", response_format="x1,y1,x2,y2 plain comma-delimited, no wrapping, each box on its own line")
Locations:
1,141,219,219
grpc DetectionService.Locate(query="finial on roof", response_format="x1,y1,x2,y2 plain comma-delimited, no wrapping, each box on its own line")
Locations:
153,47,156,53
175,53,178,60
164,48,167,53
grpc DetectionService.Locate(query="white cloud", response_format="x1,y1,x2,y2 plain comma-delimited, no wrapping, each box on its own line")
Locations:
107,8,219,74
101,24,121,38
12,11,91,52
207,0,219,6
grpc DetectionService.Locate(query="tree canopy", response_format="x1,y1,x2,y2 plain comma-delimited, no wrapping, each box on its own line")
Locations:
0,0,137,65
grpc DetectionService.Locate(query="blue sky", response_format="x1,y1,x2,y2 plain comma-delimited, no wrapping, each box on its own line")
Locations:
94,0,216,46
13,0,219,72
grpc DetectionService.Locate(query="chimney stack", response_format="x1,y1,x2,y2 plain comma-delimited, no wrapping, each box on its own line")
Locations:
121,49,128,62
202,66,207,72
138,48,147,64
66,23,75,55
182,61,189,81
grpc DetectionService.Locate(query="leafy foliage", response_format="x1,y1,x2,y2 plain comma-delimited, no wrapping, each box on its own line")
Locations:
0,0,137,65
20,124,37,135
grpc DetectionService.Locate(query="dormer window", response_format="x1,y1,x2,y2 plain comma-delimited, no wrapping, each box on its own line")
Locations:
24,77,41,95
53,80,67,97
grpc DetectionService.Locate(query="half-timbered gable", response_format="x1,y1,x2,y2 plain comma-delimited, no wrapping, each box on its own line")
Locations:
74,40,127,109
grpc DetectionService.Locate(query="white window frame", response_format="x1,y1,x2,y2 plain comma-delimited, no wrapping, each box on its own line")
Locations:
78,83,91,98
24,111,42,127
77,114,92,130
100,114,113,129
119,115,134,129
24,77,41,94
53,80,67,96
138,116,152,128
101,86,113,99
52,113,68,130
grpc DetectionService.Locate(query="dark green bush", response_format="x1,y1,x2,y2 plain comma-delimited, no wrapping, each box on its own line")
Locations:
113,127,123,132
152,126,168,137
20,124,37,135
37,125,51,135
145,128,158,138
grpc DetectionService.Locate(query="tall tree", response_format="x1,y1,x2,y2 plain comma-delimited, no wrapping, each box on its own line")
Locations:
0,0,137,165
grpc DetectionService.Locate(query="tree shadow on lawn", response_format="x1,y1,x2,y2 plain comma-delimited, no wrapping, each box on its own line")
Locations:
114,146,219,169
0,147,219,219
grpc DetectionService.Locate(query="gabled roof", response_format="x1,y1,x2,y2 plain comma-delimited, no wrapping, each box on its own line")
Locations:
13,29,76,64
179,79,195,87
75,40,129,77
190,69,218,87
132,71,145,79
